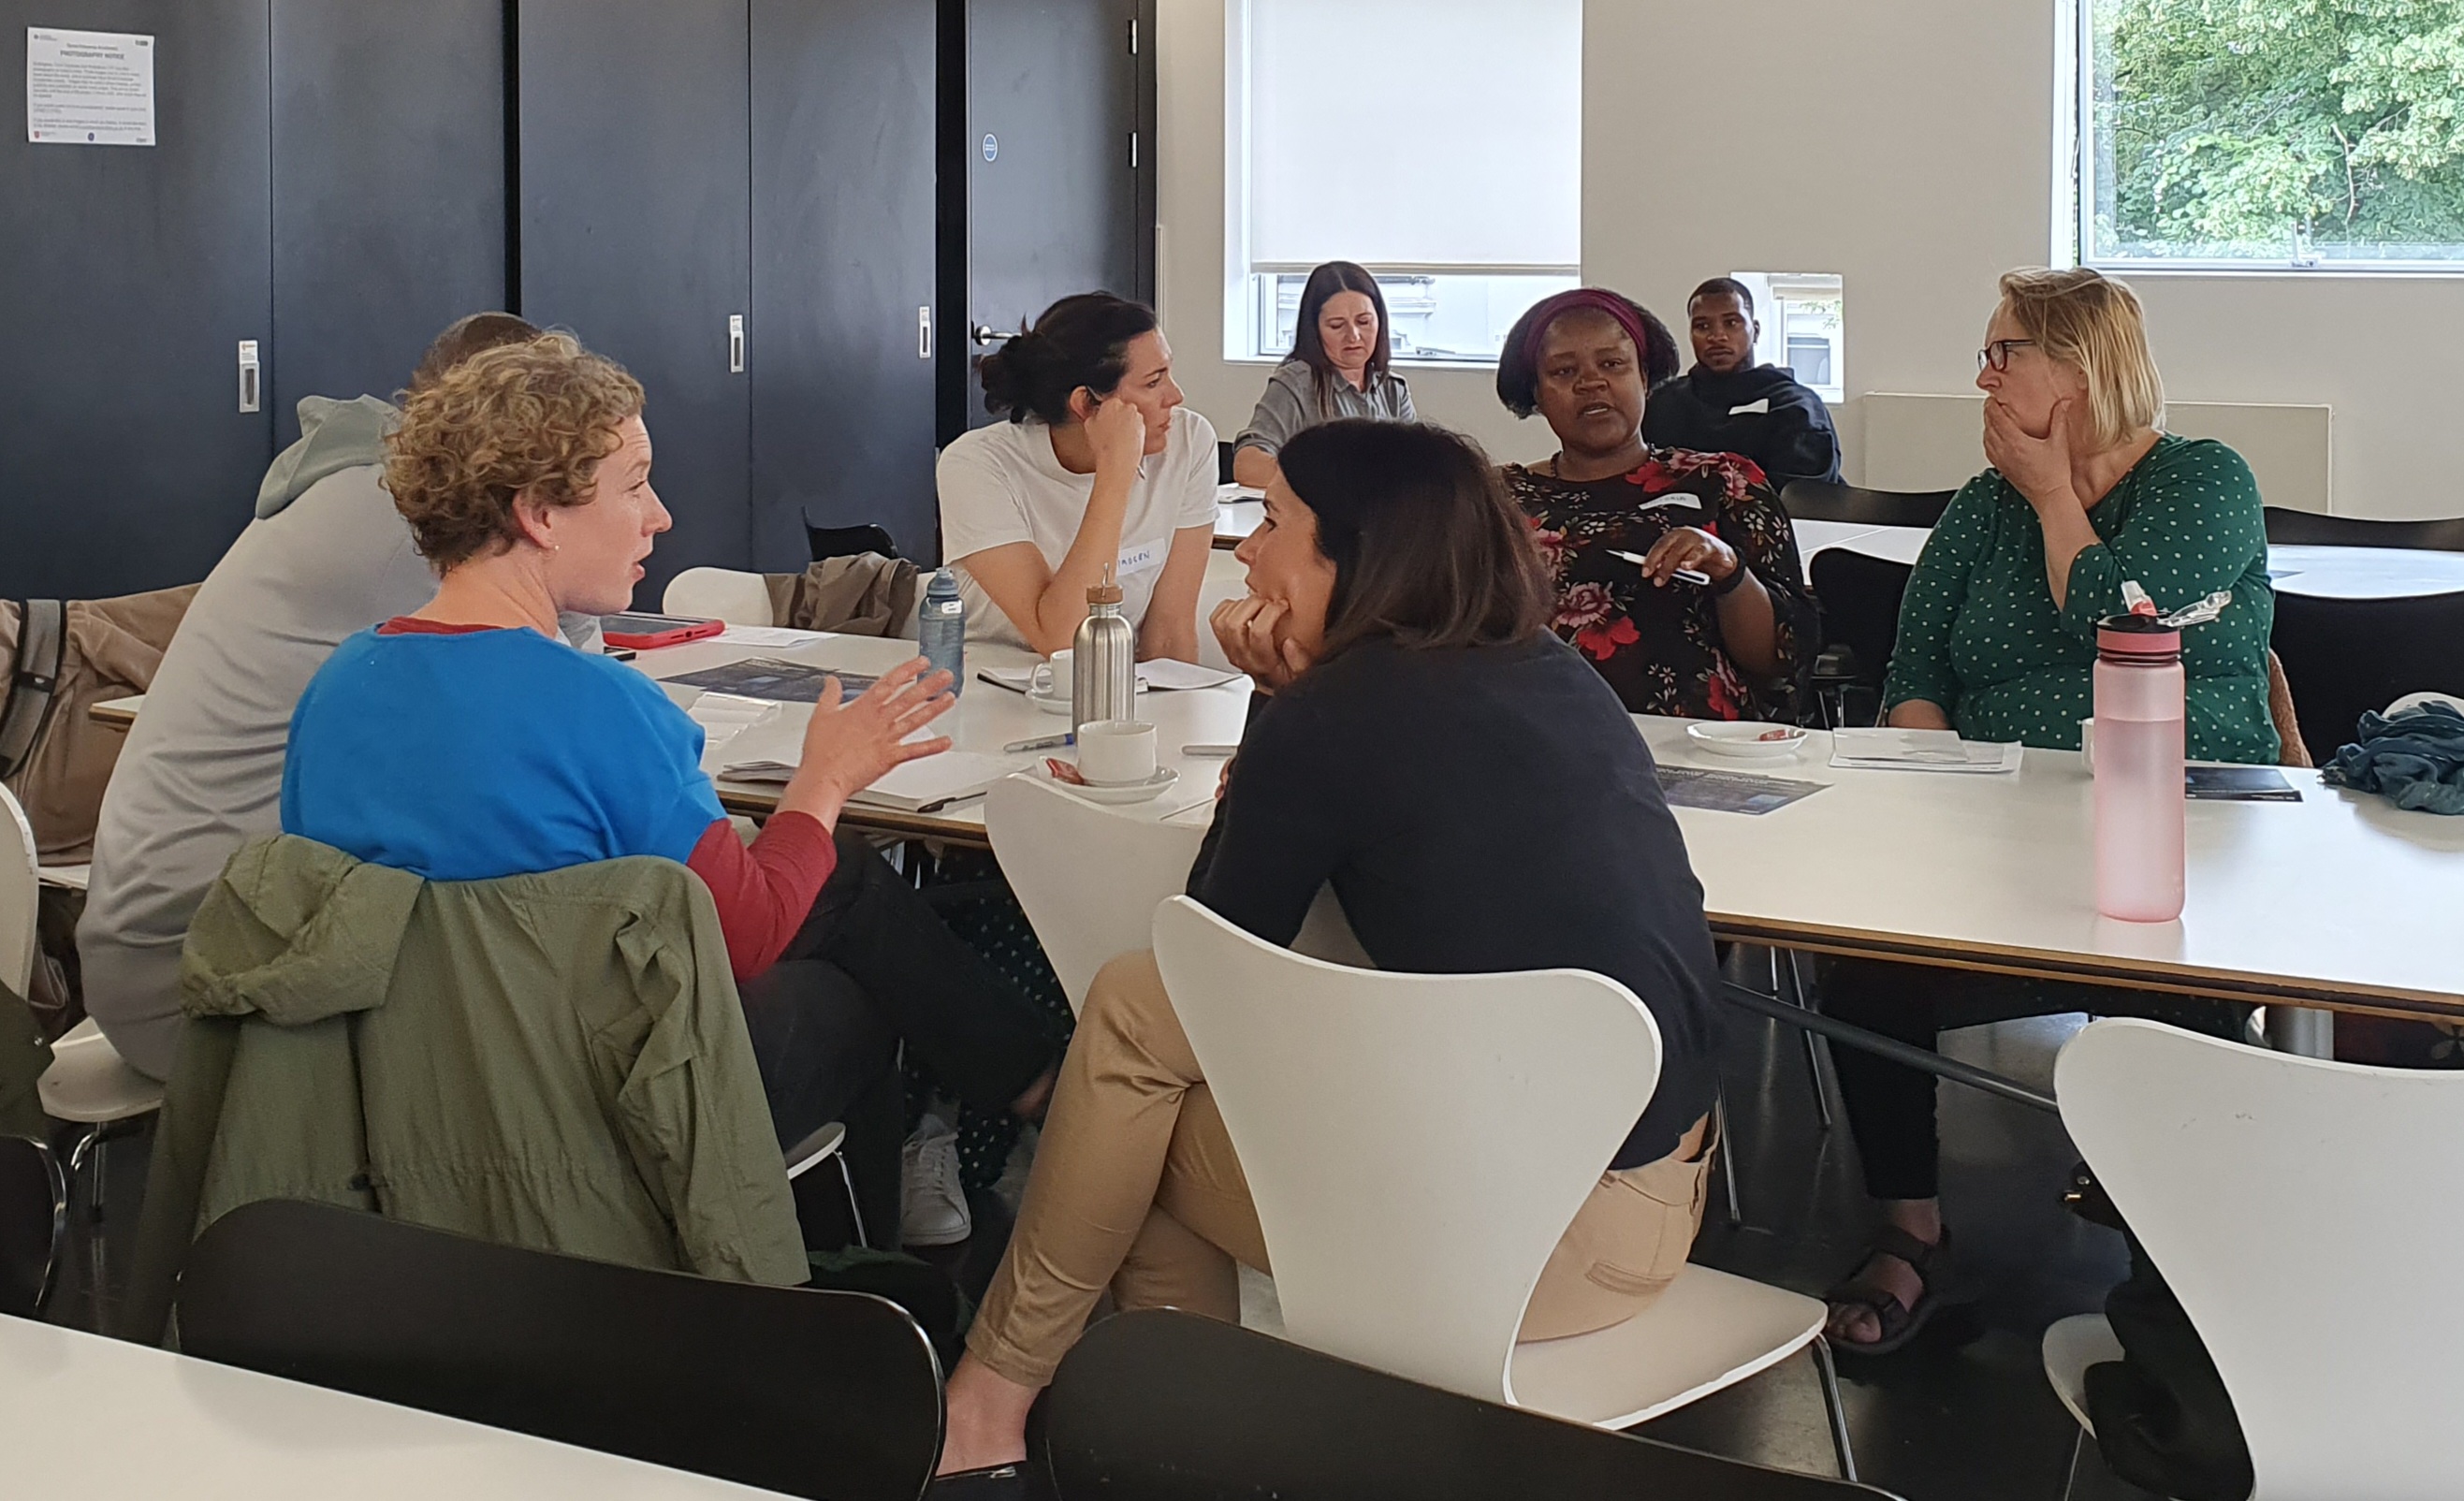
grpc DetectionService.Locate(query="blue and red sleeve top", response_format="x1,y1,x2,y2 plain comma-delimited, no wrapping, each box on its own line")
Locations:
281,619,834,982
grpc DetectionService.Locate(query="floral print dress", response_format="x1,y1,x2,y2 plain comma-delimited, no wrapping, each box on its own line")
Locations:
1503,448,1816,721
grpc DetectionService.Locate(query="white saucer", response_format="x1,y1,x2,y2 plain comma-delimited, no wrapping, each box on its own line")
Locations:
1033,765,1179,804
1028,682,1152,715
1685,721,1809,761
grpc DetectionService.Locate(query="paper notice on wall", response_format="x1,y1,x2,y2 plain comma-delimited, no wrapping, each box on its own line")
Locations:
26,27,155,146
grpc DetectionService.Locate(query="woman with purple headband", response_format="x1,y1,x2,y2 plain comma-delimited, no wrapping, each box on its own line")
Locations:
1495,287,1815,721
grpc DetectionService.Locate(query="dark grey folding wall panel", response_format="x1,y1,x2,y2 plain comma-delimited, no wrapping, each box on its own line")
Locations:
751,0,939,567
269,0,507,444
517,0,751,601
941,0,1145,443
0,1,272,599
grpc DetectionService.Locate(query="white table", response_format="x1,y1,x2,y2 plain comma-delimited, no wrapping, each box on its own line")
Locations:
2269,544,2464,600
1794,520,1928,576
1790,530,2464,602
634,630,1252,845
0,1315,795,1499
1640,719,2464,1028
1215,497,1264,549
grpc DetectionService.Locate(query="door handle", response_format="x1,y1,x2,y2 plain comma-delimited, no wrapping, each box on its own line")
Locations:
919,306,934,360
237,340,260,414
729,314,746,373
970,324,1019,347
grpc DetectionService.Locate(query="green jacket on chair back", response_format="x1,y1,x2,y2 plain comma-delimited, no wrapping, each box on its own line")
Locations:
124,834,806,1342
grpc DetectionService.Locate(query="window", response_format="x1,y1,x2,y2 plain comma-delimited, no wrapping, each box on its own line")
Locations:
1227,0,1582,364
1727,272,1844,403
2077,0,2464,269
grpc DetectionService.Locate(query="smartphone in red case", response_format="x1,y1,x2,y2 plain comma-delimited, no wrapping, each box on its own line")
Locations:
599,612,726,650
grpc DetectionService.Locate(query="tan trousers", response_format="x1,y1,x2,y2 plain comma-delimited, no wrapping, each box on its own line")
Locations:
967,951,1713,1386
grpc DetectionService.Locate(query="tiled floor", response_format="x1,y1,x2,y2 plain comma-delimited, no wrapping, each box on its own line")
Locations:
43,966,2166,1500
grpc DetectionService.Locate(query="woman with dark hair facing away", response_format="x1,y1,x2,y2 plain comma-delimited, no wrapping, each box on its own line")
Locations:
1495,288,1815,721
1230,260,1416,489
936,293,1218,660
936,419,1728,1472
283,333,1064,1244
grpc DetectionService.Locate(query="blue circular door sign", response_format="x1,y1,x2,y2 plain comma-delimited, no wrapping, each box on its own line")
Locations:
982,133,999,163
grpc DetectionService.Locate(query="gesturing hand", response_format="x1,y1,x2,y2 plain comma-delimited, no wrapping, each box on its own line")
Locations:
1984,396,2080,515
1209,594,1312,692
1638,526,1741,587
781,657,956,824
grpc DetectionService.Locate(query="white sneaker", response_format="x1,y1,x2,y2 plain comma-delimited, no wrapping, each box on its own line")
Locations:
900,1115,971,1247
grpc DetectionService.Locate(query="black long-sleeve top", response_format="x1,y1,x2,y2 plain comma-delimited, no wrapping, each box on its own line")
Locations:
1643,363,1844,488
1188,633,1723,1167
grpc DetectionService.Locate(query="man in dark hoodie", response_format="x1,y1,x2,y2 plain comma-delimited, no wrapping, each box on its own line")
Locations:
1642,277,1843,488
80,313,549,1079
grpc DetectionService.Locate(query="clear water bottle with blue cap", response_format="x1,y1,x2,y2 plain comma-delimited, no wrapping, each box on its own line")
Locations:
918,566,966,695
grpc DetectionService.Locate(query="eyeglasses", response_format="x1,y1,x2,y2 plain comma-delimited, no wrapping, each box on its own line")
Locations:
1976,339,2037,372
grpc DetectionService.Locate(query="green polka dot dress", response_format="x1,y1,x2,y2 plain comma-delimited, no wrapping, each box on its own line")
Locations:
1882,434,2280,765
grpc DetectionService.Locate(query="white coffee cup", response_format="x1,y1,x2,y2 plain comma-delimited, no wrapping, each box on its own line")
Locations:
1075,719,1158,786
1030,648,1074,701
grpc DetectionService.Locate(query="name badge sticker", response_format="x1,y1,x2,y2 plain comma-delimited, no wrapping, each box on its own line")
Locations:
1115,542,1162,578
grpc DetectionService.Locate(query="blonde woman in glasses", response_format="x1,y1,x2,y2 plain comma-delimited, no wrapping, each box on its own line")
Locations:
1820,267,2276,1356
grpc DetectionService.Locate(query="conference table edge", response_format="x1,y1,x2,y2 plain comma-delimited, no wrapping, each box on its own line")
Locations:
1715,913,2462,1022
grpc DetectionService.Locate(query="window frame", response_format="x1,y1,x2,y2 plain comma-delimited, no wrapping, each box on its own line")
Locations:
2066,0,2464,277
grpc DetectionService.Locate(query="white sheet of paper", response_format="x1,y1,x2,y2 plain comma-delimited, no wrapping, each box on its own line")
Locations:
1828,728,2022,774
1137,659,1243,692
714,625,830,648
26,28,155,146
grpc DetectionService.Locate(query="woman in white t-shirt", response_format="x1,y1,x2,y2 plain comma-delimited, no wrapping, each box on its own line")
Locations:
937,293,1220,660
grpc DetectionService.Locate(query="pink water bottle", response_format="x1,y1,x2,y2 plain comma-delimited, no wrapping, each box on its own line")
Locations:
2092,614,2186,922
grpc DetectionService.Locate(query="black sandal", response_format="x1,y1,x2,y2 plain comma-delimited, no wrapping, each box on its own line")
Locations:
1823,1224,1955,1357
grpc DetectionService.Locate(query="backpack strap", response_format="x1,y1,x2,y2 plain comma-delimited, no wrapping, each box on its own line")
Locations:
0,599,66,780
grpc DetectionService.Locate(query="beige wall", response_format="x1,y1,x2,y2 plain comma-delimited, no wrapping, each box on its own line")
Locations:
1159,0,2464,517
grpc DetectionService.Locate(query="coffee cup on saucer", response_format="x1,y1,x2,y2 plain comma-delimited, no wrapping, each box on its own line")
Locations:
1075,719,1158,786
1029,649,1075,705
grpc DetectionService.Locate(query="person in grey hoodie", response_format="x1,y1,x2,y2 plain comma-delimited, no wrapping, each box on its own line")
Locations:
79,313,547,1079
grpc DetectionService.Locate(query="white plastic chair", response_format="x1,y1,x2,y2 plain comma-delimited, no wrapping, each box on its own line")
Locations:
2050,1017,2464,1500
987,774,1366,1016
0,784,36,998
662,566,776,626
1150,896,1852,1477
986,774,1208,1015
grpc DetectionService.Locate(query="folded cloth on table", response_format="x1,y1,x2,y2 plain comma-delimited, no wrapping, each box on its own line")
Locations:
2321,701,2464,814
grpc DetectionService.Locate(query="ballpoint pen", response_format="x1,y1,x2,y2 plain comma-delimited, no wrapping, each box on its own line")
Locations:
1609,549,1712,586
1003,733,1074,753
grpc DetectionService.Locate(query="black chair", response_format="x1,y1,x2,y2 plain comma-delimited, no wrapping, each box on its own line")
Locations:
1806,548,1917,728
0,1133,64,1316
1037,1309,1900,1500
2270,590,2464,765
1216,440,1236,486
807,517,903,563
1779,480,1956,530
2264,507,2464,552
176,1199,943,1501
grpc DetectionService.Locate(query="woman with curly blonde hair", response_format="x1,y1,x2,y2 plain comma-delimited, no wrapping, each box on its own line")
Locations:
281,333,1064,1235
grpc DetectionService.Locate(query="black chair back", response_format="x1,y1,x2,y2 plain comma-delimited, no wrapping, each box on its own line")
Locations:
1217,440,1236,486
1039,1309,1898,1500
806,519,902,563
2264,508,2464,552
176,1200,942,1501
0,1134,62,1316
2270,590,2464,765
1809,548,1917,704
1780,480,1955,530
